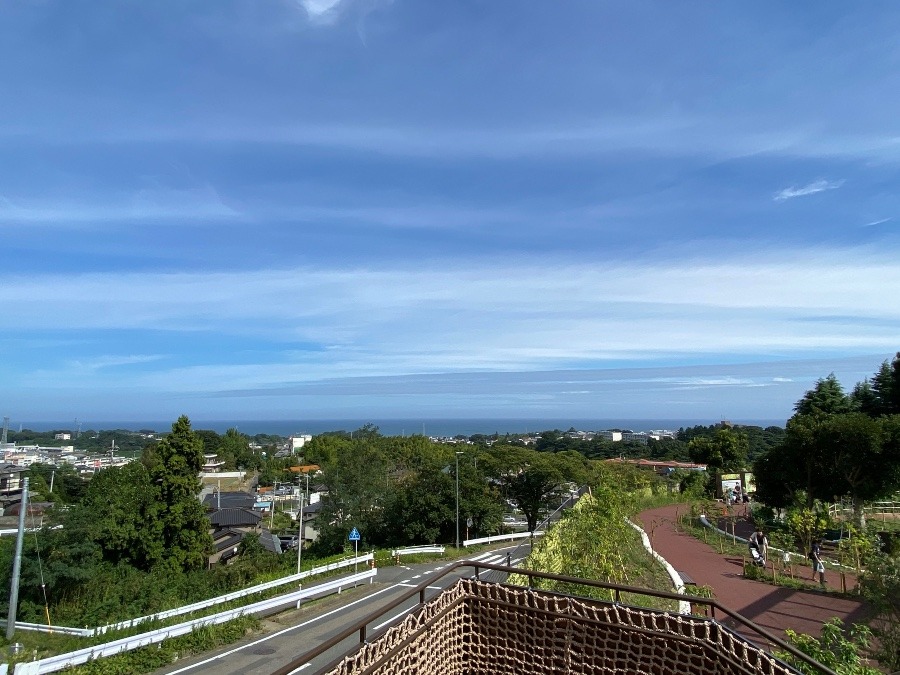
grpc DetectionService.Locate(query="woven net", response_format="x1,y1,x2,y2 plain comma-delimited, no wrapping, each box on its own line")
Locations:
324,578,801,675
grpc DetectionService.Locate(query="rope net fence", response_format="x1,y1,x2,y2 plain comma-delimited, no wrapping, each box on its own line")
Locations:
324,578,800,675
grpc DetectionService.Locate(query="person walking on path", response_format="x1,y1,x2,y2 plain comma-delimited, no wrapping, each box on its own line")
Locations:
635,503,869,643
809,539,826,585
748,527,768,566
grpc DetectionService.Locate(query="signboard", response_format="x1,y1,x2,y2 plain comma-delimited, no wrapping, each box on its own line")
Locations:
348,527,361,541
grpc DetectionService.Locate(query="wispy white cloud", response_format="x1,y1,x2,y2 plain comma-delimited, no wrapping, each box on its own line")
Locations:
295,0,344,24
862,217,893,228
0,186,239,225
64,355,166,372
773,179,845,202
2,248,898,393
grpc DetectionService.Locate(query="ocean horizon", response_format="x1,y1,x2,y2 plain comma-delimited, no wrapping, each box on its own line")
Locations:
15,417,787,438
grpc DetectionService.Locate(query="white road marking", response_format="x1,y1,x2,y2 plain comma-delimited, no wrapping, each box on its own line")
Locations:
164,583,399,674
165,549,528,674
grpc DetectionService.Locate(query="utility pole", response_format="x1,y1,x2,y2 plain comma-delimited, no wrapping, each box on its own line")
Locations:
296,493,305,575
6,477,29,640
455,451,463,548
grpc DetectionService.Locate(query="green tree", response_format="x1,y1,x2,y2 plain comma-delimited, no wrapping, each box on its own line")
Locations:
220,427,253,471
504,453,563,532
312,436,388,553
854,354,900,417
814,413,895,529
383,464,454,545
756,412,900,528
147,415,213,572
74,461,164,570
860,553,900,671
794,374,852,418
687,427,748,474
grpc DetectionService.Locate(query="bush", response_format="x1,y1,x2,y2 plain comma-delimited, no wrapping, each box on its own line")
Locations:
859,554,900,672
777,618,880,675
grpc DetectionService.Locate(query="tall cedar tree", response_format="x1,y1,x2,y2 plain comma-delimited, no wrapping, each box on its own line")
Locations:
149,415,213,572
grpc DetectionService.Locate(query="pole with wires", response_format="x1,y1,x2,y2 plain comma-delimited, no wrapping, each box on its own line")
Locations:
6,477,28,640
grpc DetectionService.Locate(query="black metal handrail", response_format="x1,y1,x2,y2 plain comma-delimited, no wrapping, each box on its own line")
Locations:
270,560,837,675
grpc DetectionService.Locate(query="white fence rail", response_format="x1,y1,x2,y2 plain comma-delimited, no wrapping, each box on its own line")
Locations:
626,519,691,615
12,569,376,675
828,500,900,519
463,531,543,547
96,552,373,635
0,622,92,638
390,545,445,557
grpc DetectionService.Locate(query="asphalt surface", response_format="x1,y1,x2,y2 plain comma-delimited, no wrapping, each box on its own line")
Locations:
153,544,528,675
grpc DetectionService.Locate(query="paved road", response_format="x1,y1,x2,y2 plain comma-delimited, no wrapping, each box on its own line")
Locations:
154,544,528,675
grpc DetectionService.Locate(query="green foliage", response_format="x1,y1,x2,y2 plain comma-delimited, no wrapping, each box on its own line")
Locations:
148,416,214,573
859,553,900,671
24,463,87,504
500,450,564,531
514,491,631,596
854,353,900,417
784,507,831,558
75,461,164,570
510,488,677,610
836,525,879,573
755,358,900,527
54,615,260,675
779,618,880,675
677,470,711,499
687,428,748,474
794,374,853,418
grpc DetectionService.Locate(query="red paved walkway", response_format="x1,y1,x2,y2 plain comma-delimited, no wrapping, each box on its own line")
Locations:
636,504,872,646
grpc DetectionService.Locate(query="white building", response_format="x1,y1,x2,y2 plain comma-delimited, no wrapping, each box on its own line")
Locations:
290,434,312,453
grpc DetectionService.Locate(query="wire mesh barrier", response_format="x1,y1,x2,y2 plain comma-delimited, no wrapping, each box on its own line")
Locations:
271,561,835,675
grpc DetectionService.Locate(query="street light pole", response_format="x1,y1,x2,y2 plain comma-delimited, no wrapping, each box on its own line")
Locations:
455,451,463,549
296,493,305,575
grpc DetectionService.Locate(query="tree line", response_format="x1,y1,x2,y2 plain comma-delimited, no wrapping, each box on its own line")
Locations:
754,353,900,529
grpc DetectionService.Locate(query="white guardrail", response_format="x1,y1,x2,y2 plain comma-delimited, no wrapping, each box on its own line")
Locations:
2,553,373,638
0,621,92,638
463,531,544,547
390,545,445,557
96,552,373,635
11,568,377,675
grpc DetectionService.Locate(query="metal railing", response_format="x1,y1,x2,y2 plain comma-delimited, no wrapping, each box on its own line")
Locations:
389,545,445,558
11,569,376,675
270,560,837,675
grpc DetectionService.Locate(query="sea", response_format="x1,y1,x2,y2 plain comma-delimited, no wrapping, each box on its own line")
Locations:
18,417,786,437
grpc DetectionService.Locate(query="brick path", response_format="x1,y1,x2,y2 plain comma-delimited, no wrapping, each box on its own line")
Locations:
635,504,873,646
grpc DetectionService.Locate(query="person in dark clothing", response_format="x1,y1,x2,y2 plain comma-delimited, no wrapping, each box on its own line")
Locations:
748,527,768,565
809,540,826,585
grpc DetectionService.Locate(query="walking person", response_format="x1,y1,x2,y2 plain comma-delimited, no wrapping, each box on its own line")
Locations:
748,527,768,566
809,539,826,585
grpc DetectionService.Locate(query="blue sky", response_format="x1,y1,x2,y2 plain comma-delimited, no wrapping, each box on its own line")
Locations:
1,1,899,425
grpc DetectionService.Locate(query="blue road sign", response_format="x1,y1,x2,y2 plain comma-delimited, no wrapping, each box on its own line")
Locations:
348,527,360,541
